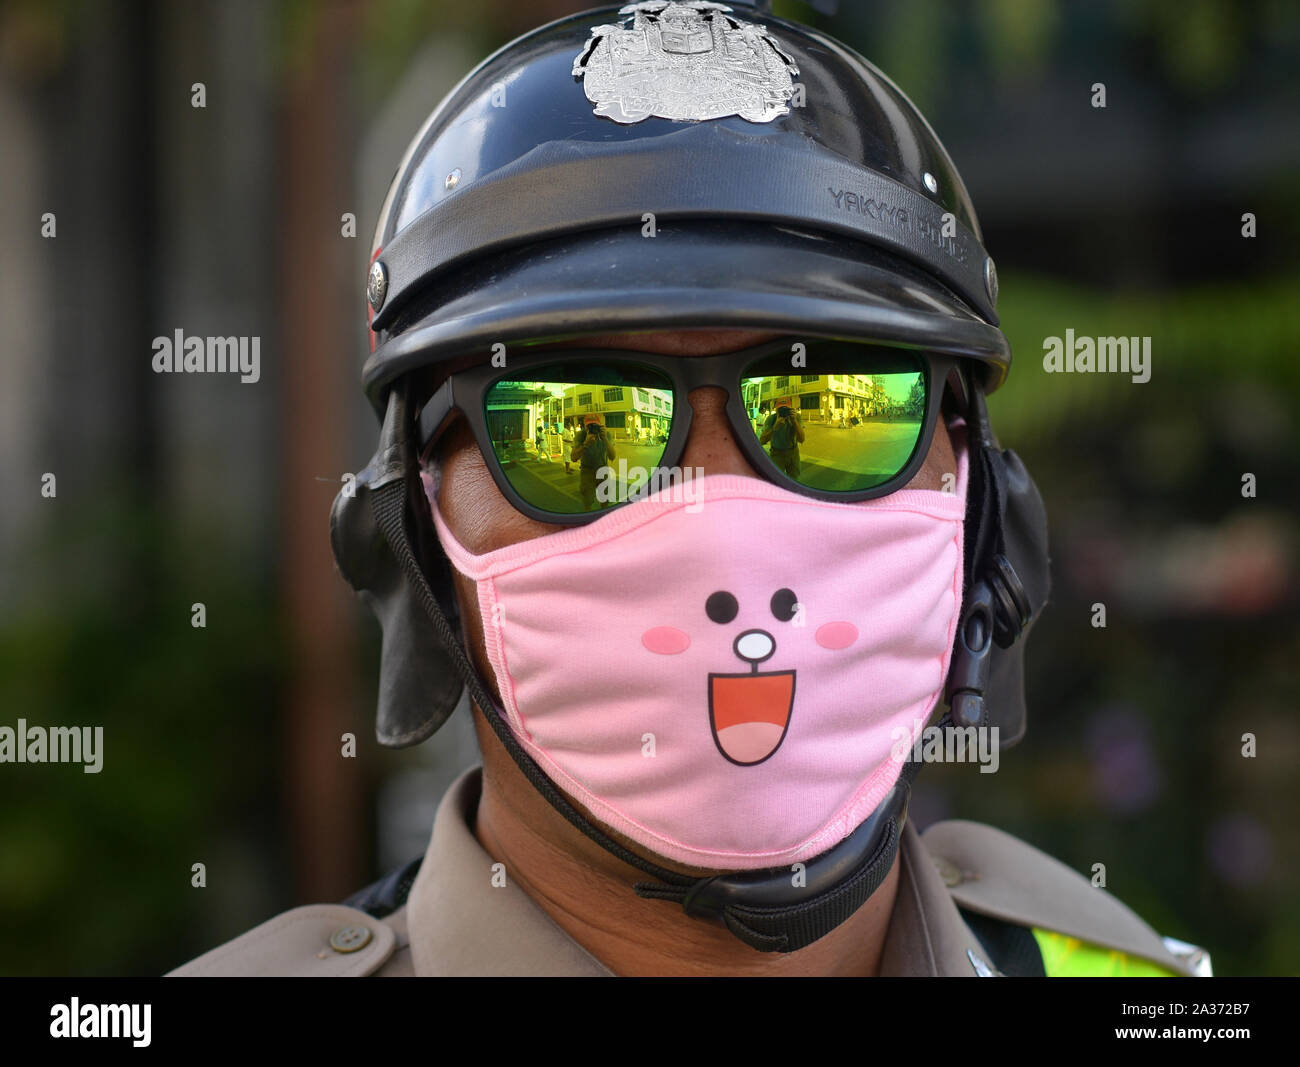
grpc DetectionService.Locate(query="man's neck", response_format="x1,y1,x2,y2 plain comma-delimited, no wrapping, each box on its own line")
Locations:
471,750,901,977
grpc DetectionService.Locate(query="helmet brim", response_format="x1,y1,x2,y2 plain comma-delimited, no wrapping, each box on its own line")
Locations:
363,221,1010,415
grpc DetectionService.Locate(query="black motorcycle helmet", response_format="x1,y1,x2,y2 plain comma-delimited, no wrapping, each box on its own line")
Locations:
332,0,1051,953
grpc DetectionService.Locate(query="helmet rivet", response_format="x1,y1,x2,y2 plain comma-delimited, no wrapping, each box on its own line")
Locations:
367,260,388,313
445,168,461,190
923,171,939,195
984,256,998,306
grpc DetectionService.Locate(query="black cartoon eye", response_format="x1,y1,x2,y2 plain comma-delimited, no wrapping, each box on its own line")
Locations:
706,591,739,624
770,588,798,622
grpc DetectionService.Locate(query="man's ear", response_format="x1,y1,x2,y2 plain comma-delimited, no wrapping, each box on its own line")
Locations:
419,445,442,496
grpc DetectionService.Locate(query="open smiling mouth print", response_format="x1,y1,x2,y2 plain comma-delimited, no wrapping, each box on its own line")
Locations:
708,669,797,766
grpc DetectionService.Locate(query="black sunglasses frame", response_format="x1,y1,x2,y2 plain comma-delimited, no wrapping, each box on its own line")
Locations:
417,338,966,525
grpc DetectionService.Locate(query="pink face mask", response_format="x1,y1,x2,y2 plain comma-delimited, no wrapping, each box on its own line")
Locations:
422,428,967,871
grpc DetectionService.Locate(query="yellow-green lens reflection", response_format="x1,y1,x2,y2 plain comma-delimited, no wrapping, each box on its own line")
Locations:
487,368,674,514
739,367,926,491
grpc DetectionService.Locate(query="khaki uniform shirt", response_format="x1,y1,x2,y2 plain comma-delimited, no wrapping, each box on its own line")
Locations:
171,765,1200,977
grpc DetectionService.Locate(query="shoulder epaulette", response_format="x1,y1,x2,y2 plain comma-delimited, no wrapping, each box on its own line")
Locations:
169,857,425,977
167,903,403,977
921,819,1205,976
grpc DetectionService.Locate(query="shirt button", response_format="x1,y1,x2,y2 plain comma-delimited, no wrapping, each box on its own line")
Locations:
329,924,373,953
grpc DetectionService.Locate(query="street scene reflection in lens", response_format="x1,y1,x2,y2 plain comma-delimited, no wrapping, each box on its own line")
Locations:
741,370,925,490
487,375,674,513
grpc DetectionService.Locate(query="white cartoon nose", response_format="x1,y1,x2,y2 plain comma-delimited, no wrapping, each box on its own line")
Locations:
733,629,776,665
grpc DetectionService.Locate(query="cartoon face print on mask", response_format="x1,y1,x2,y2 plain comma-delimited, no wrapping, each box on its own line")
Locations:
423,425,968,871
642,584,860,767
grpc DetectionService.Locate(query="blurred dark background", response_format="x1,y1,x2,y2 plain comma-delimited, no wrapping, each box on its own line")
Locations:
0,0,1295,976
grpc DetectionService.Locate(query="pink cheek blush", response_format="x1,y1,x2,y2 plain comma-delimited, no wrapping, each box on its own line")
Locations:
815,621,858,650
642,626,691,655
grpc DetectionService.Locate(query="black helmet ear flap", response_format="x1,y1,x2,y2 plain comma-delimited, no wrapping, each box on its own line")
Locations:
976,445,1051,747
330,386,465,747
945,385,1052,748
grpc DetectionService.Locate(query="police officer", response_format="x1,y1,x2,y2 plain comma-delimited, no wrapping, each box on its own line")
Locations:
172,1,1209,978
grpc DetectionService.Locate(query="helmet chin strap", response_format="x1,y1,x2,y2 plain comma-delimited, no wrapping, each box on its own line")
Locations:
365,381,1019,954
632,766,917,952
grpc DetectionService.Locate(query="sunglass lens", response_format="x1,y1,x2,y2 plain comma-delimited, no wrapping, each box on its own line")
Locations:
740,349,928,492
485,363,675,515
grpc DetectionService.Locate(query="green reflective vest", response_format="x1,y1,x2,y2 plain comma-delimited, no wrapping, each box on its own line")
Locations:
1033,929,1178,977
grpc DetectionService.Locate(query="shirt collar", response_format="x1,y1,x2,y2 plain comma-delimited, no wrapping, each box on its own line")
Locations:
406,765,991,976
880,818,994,976
405,765,613,976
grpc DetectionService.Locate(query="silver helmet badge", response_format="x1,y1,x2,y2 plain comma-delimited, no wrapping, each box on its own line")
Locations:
572,2,800,125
